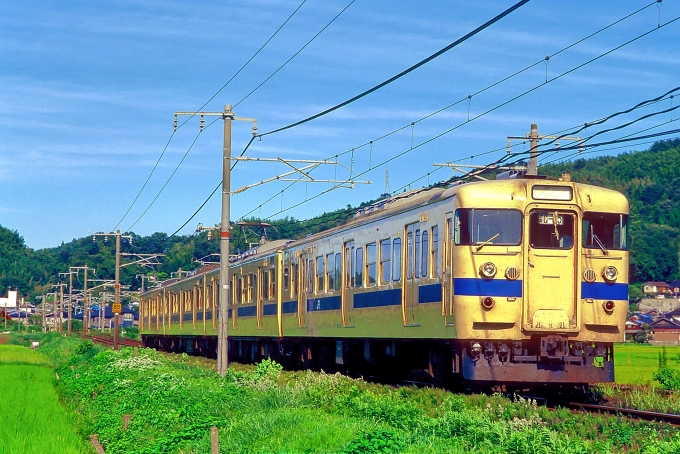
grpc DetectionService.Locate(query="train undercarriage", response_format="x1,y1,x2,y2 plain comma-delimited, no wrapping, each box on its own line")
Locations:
142,334,614,387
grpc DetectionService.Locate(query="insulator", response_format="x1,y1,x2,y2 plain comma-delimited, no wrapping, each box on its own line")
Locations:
199,115,205,131
173,114,178,131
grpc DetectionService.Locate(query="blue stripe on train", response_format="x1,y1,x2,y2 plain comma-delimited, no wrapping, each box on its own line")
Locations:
355,288,401,308
282,301,297,314
581,282,628,300
453,278,523,297
418,283,441,304
263,303,277,316
237,305,257,317
307,296,341,312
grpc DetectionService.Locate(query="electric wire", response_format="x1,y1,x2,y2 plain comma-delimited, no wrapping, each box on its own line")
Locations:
112,0,309,231
160,4,676,241
233,0,356,108
258,0,531,137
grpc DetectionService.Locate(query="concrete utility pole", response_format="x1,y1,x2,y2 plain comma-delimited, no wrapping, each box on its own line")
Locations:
174,105,257,376
70,266,93,337
59,270,76,335
51,283,66,333
507,123,583,175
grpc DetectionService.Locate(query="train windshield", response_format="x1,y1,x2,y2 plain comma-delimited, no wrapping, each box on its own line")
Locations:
454,209,522,246
582,212,628,251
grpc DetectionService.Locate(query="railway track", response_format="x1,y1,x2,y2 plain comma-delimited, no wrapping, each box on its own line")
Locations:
87,334,144,349
567,402,680,426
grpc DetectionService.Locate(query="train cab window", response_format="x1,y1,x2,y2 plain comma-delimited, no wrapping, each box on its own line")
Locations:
316,256,325,293
582,213,628,251
529,211,574,249
366,243,377,286
431,226,439,276
421,230,429,278
392,238,402,282
355,247,364,287
455,209,522,246
334,253,341,290
380,239,391,285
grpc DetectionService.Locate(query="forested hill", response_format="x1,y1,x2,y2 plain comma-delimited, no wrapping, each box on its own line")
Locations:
541,138,680,284
1,139,679,302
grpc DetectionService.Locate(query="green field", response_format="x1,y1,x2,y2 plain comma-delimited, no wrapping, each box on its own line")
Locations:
0,345,91,454
614,343,680,385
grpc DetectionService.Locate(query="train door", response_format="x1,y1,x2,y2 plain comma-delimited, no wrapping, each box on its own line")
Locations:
443,212,455,325
297,253,306,327
524,207,579,332
402,223,419,326
342,241,355,327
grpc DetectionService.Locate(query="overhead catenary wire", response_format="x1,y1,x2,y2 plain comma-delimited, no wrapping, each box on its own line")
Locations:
257,0,531,137
112,0,309,231
159,4,676,243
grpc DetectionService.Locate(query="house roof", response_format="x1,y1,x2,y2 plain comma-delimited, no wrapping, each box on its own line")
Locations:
651,318,680,329
645,281,671,287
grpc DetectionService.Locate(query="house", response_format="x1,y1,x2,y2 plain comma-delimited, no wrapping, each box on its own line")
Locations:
650,318,680,345
91,305,139,329
643,282,672,298
624,320,641,342
671,280,680,298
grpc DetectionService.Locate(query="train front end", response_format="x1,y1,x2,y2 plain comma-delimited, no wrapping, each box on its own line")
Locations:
452,176,628,384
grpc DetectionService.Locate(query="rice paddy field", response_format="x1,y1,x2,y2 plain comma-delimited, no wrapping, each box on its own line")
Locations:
0,344,92,454
614,344,680,385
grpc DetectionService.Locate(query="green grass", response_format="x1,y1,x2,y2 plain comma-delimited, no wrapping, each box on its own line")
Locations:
0,344,50,366
614,344,680,385
0,363,92,454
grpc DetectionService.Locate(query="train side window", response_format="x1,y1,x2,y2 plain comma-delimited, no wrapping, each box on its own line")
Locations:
263,268,270,300
392,238,402,282
334,253,341,290
415,230,421,279
307,259,314,294
366,243,377,286
269,268,275,300
345,242,355,288
291,262,298,298
283,267,289,292
421,230,429,278
316,256,325,293
355,246,364,287
326,253,335,292
432,226,439,276
407,231,413,279
380,239,391,285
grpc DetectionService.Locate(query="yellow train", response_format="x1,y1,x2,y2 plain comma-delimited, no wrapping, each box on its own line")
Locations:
140,173,628,385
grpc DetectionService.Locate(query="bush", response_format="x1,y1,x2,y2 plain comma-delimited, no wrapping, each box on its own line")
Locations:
123,326,139,339
339,429,404,454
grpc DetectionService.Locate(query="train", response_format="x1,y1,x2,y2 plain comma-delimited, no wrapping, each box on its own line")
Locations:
140,172,629,386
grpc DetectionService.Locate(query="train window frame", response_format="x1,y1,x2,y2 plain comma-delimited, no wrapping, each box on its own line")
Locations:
283,266,289,292
334,253,341,291
355,246,364,288
316,256,325,293
421,229,429,278
582,212,629,251
392,237,402,282
407,231,413,279
431,225,439,277
528,210,575,250
291,260,298,299
366,242,377,287
454,208,522,246
262,267,269,300
380,239,391,285
415,229,421,280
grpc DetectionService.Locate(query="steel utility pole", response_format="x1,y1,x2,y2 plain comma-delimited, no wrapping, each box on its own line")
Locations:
174,105,256,376
507,124,583,175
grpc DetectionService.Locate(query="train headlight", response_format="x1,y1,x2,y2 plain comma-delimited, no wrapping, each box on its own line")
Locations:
481,296,495,310
602,266,618,282
603,300,615,313
480,262,497,278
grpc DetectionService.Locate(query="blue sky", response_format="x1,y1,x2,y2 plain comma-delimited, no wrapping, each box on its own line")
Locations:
1,0,679,250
